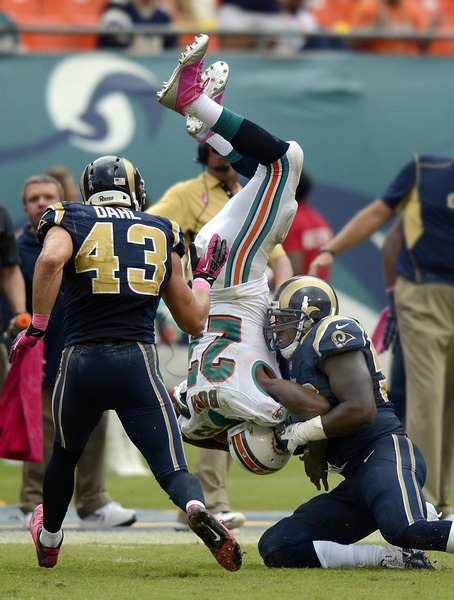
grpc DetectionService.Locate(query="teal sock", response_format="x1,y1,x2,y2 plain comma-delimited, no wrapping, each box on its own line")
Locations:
225,149,243,163
212,108,244,141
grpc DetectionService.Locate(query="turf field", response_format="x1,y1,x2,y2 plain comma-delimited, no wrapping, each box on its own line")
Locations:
1,446,453,600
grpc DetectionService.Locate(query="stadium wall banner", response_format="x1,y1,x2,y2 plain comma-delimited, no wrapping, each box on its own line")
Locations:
0,51,452,346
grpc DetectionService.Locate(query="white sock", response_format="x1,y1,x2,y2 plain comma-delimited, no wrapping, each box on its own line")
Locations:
426,501,441,521
207,134,233,157
186,500,205,513
39,527,63,548
185,94,223,128
446,522,454,552
313,540,383,568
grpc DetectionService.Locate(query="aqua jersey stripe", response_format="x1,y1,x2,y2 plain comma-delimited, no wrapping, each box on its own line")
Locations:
223,168,274,286
223,153,290,287
242,155,290,281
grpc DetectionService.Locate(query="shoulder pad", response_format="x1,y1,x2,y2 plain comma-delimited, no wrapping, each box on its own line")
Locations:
311,316,366,358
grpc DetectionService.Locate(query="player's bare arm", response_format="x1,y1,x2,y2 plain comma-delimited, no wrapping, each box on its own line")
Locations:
163,252,211,336
321,350,377,437
255,364,331,420
33,226,73,315
164,233,229,336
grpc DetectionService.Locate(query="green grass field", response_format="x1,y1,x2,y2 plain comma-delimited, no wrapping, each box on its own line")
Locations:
1,449,454,600
3,543,454,600
0,444,342,512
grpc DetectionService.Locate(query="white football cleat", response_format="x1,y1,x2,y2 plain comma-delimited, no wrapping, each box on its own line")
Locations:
381,545,435,569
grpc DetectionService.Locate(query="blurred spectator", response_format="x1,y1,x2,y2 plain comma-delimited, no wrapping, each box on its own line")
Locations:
217,0,330,52
422,0,454,56
97,0,178,52
45,165,79,203
274,0,320,54
181,0,218,23
218,0,282,49
15,165,80,239
294,0,353,49
0,9,21,53
311,0,355,32
349,0,428,55
282,171,333,280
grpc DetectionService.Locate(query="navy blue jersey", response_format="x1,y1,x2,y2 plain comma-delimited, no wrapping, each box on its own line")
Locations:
381,155,454,284
37,202,185,345
288,315,404,469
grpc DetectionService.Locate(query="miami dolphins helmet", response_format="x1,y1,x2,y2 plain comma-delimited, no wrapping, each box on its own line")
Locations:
228,422,291,475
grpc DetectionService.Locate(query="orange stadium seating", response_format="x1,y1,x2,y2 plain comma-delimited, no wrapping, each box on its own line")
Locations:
2,0,108,51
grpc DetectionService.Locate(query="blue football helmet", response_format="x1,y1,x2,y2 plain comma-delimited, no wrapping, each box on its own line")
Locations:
80,155,146,211
264,275,339,359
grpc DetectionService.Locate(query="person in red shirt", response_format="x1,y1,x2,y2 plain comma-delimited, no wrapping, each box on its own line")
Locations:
282,171,333,281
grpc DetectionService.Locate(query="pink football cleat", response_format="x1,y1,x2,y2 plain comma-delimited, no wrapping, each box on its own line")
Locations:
157,34,210,114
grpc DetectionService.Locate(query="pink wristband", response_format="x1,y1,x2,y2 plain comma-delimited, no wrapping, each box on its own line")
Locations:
32,313,50,331
192,278,210,292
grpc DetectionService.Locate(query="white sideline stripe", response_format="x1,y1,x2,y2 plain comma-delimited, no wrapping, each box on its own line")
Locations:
0,529,386,546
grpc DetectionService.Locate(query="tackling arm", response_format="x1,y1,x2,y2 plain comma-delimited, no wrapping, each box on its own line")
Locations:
281,351,377,453
255,364,331,420
319,350,377,437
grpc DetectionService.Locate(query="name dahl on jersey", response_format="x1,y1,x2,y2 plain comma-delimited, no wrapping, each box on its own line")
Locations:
93,205,141,220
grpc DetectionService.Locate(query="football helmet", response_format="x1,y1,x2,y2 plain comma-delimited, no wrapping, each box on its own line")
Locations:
264,275,339,359
227,422,291,475
80,155,146,211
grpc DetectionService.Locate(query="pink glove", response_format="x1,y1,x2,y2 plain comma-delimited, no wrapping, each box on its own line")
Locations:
371,307,389,354
190,233,230,287
9,325,46,364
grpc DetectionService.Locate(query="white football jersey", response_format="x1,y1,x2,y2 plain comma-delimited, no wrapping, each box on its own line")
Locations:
181,141,303,439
